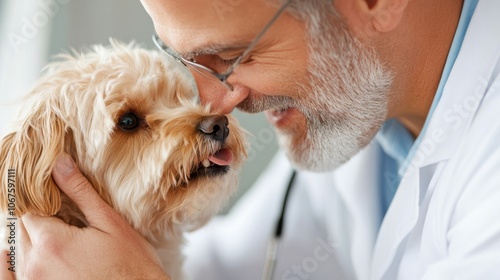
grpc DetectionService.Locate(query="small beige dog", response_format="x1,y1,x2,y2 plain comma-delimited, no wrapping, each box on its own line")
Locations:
0,41,246,279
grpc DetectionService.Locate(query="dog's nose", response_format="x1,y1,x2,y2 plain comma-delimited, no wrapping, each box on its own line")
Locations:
198,115,229,142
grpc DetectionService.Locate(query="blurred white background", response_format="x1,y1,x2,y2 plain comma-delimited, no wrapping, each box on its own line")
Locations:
0,0,279,211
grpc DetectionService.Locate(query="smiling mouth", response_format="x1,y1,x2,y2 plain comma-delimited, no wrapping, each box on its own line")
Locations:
272,107,292,114
265,106,296,123
189,148,233,179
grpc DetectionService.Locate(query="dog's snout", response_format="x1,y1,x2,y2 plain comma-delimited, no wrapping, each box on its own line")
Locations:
198,115,229,142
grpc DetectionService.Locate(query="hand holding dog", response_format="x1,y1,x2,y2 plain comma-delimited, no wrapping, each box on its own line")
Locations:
17,154,170,280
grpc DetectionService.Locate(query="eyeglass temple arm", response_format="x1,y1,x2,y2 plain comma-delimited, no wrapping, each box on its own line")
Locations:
224,0,292,75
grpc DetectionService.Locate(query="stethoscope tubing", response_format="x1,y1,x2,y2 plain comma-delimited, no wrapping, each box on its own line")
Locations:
261,170,297,280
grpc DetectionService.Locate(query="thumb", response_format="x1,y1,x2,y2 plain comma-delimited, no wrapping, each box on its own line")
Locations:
1,250,15,280
52,153,111,226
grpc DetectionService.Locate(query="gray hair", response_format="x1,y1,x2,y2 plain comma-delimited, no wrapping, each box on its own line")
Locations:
272,0,342,38
285,0,335,19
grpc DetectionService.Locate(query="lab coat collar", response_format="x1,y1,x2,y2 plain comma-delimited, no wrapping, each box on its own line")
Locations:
370,1,500,279
403,0,500,171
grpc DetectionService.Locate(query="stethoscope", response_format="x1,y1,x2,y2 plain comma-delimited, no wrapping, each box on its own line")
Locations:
261,170,297,280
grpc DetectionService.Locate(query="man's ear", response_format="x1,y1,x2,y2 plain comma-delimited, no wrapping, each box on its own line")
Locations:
0,107,70,217
363,0,410,33
341,0,410,35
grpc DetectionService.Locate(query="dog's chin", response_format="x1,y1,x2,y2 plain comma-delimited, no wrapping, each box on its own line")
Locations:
189,165,229,180
173,167,238,232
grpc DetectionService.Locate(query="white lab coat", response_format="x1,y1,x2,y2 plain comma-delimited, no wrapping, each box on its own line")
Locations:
183,0,500,279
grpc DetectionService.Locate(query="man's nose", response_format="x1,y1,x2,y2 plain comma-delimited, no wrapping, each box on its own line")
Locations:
196,78,250,115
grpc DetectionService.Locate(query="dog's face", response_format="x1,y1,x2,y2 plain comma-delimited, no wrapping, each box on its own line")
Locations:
0,41,246,241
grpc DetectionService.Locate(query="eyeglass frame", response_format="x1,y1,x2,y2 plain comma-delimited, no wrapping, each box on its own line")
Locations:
152,0,292,91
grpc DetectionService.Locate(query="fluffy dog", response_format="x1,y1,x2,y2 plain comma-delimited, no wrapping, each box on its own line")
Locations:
0,41,246,279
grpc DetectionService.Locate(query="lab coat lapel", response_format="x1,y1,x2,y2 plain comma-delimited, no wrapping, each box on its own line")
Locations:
370,164,421,280
370,0,500,278
411,0,500,168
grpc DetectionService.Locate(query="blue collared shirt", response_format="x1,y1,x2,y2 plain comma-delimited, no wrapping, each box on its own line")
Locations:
376,0,479,216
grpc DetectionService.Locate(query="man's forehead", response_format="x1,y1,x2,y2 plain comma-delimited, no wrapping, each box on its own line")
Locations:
141,0,277,54
142,0,275,21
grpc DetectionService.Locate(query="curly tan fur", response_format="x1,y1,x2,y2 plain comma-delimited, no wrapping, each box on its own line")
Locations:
0,40,247,279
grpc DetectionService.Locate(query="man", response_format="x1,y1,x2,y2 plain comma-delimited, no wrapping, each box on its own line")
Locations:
13,0,500,279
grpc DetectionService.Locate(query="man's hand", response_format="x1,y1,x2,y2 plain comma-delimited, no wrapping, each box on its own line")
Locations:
16,154,170,280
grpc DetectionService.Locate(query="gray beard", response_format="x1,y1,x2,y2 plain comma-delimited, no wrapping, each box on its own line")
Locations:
239,8,393,172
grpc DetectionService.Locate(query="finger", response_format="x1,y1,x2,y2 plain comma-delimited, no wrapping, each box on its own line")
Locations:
17,217,31,277
18,216,32,251
51,153,111,226
21,213,67,245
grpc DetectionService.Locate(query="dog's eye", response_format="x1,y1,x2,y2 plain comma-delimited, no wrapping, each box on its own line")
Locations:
118,112,140,131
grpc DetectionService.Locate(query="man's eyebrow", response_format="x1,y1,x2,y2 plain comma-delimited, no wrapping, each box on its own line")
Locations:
180,43,249,59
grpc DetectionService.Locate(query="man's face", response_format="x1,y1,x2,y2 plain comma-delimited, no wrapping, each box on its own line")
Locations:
141,0,392,171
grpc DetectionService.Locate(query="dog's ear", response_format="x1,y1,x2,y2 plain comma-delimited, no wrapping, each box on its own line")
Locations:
0,106,69,216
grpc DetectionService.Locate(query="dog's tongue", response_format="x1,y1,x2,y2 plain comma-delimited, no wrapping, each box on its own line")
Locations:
208,148,233,166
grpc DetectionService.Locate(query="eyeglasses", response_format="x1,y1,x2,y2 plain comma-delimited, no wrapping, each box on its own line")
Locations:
152,0,292,91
